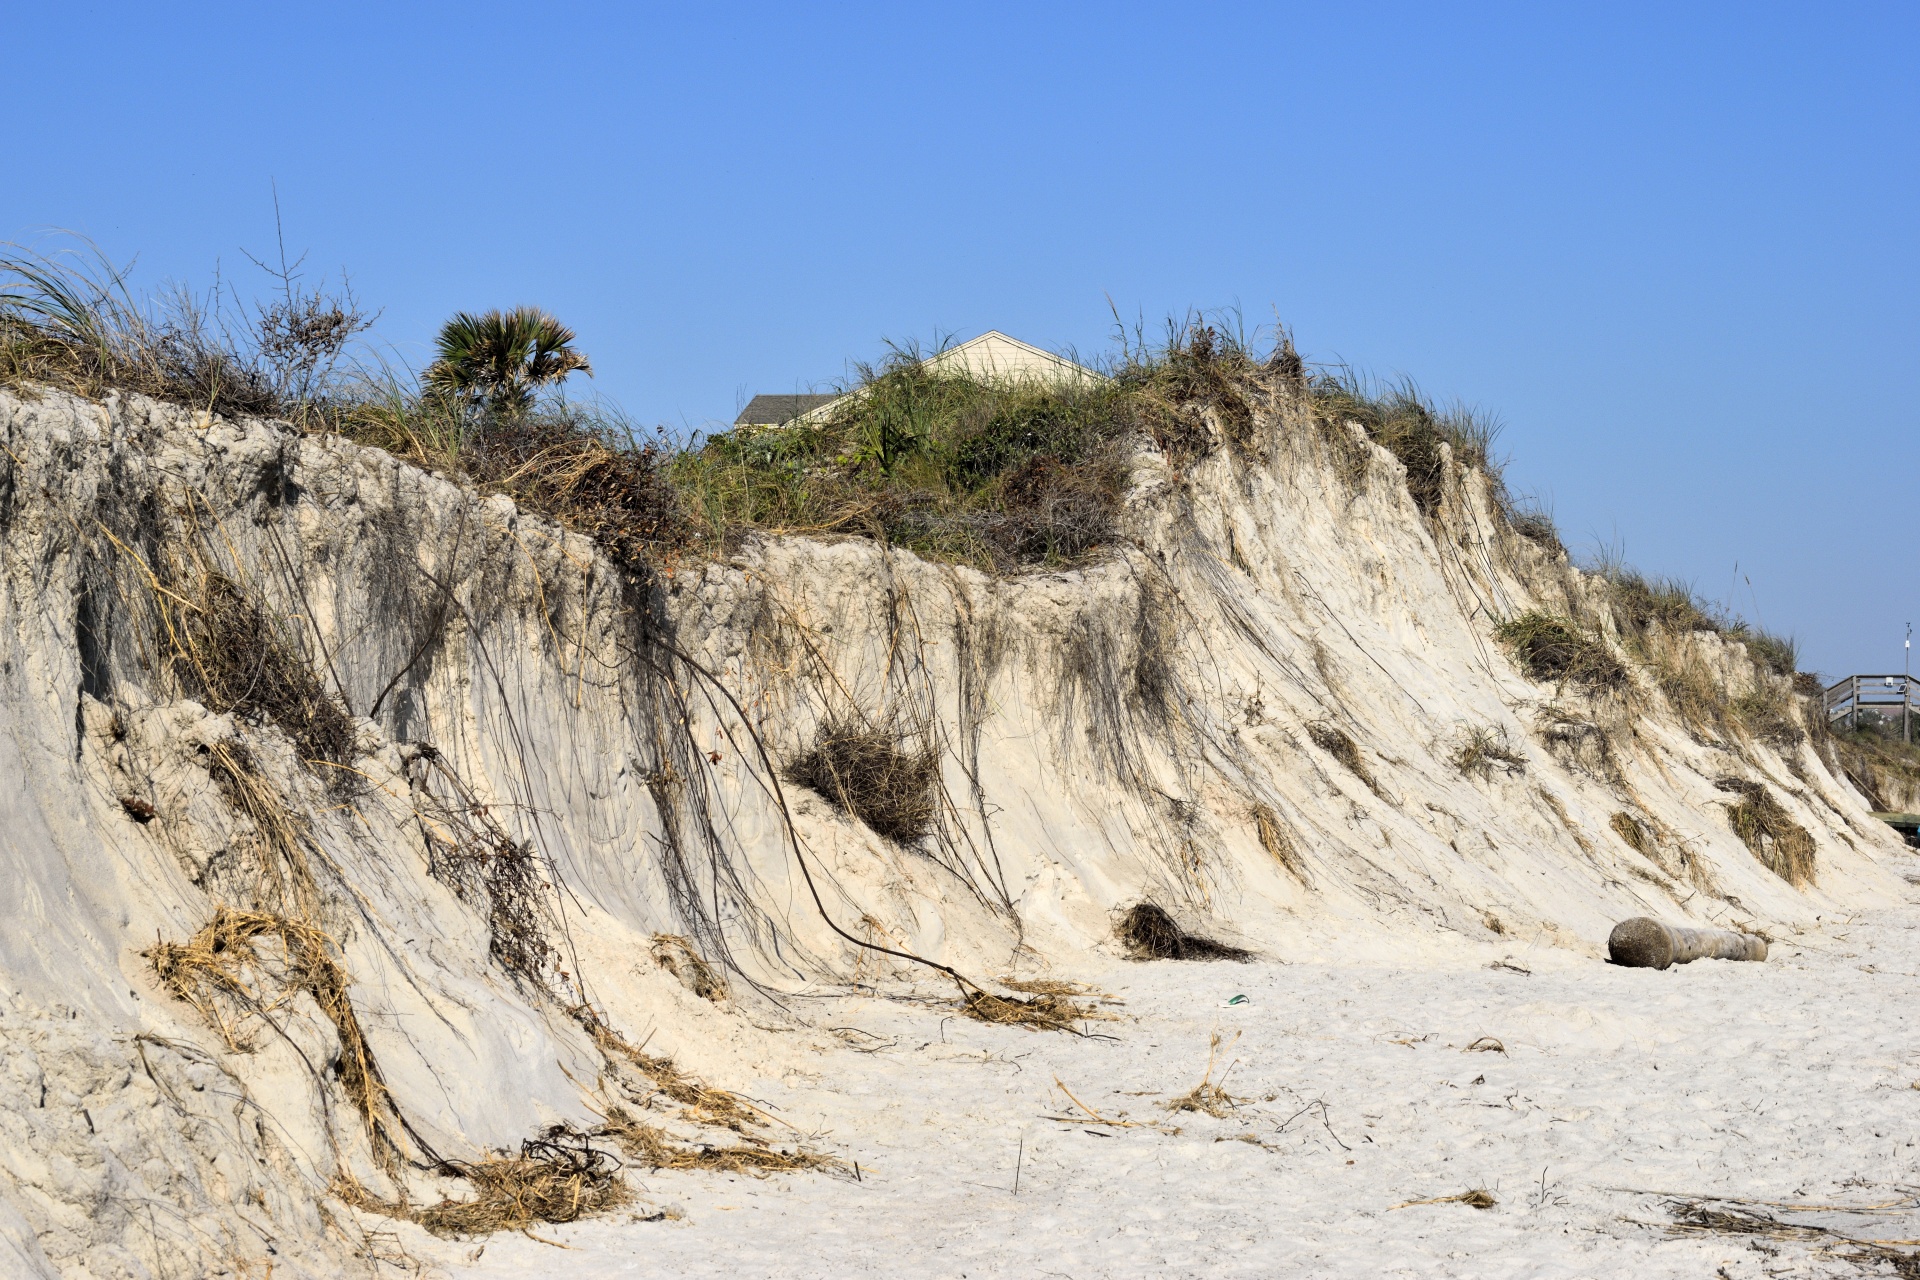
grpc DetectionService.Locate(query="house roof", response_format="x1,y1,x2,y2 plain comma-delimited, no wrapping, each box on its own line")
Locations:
734,393,842,428
735,332,1101,431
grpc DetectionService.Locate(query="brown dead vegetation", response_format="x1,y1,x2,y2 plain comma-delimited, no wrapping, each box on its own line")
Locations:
1450,724,1526,780
1306,720,1384,797
1116,902,1252,962
1251,802,1310,884
788,718,939,844
1715,777,1817,887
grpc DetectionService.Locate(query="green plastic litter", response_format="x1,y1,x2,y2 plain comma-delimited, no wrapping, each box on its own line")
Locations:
1223,993,1249,1006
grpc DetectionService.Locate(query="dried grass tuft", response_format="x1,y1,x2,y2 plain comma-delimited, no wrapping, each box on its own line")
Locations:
1494,612,1627,693
1116,902,1252,962
592,1107,831,1175
651,934,728,1002
960,986,1096,1032
1250,803,1310,883
148,907,404,1167
1714,777,1817,887
1164,1032,1245,1118
1305,721,1384,797
1610,811,1655,858
1391,1188,1498,1211
1450,724,1526,780
788,719,939,845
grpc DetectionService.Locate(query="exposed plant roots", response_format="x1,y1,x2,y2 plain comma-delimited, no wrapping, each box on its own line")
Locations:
1715,778,1817,887
147,907,406,1169
406,745,559,990
788,718,939,844
1305,720,1384,798
1116,902,1252,962
1250,803,1310,884
162,570,357,771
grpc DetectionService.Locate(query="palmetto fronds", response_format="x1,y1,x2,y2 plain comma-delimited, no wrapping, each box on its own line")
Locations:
425,307,591,413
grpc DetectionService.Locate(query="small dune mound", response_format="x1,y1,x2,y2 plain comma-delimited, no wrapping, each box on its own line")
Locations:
1116,903,1252,961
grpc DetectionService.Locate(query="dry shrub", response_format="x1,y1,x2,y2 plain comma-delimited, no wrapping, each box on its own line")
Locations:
788,719,939,844
1116,902,1252,962
1251,802,1310,884
650,934,728,1002
1305,720,1384,797
1715,777,1817,887
163,572,356,770
1451,724,1526,779
148,907,404,1167
1494,612,1627,692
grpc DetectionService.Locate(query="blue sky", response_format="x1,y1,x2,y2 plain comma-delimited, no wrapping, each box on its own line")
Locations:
9,2,1915,677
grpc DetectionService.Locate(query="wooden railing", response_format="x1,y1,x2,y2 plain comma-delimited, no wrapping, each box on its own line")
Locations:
1825,674,1917,732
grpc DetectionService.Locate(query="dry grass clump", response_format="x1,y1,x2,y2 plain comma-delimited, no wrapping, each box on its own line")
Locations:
650,934,728,1002
1,237,368,423
1116,902,1252,962
1494,611,1628,693
1610,811,1655,858
1714,777,1817,887
1828,724,1920,814
1164,1031,1244,1118
787,719,939,844
1391,1188,1498,1211
959,985,1100,1032
1304,368,1501,516
342,394,688,578
411,1133,628,1235
591,1108,829,1176
148,907,404,1166
1306,720,1385,797
1450,724,1526,779
161,571,357,770
1250,802,1310,884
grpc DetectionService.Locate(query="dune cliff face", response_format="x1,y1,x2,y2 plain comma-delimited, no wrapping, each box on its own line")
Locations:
0,385,1901,1277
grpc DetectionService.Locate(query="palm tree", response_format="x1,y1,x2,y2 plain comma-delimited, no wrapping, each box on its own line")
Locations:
423,307,591,414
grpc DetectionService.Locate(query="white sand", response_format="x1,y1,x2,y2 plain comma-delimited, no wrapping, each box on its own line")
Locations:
458,903,1920,1279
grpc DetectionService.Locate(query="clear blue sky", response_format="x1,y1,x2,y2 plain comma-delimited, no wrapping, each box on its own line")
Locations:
10,2,1915,678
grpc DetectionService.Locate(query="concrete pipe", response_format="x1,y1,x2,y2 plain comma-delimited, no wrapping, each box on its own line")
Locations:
1607,917,1766,969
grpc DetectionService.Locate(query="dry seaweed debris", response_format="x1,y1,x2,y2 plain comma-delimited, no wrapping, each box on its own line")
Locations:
1305,720,1384,797
960,986,1096,1032
592,1107,831,1175
1116,902,1253,962
787,718,939,845
1715,777,1817,887
414,1133,627,1235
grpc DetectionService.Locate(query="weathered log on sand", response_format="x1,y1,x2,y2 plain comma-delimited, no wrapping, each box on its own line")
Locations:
1607,917,1766,969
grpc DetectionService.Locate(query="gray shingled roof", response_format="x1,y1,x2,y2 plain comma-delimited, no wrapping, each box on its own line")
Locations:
734,393,841,427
